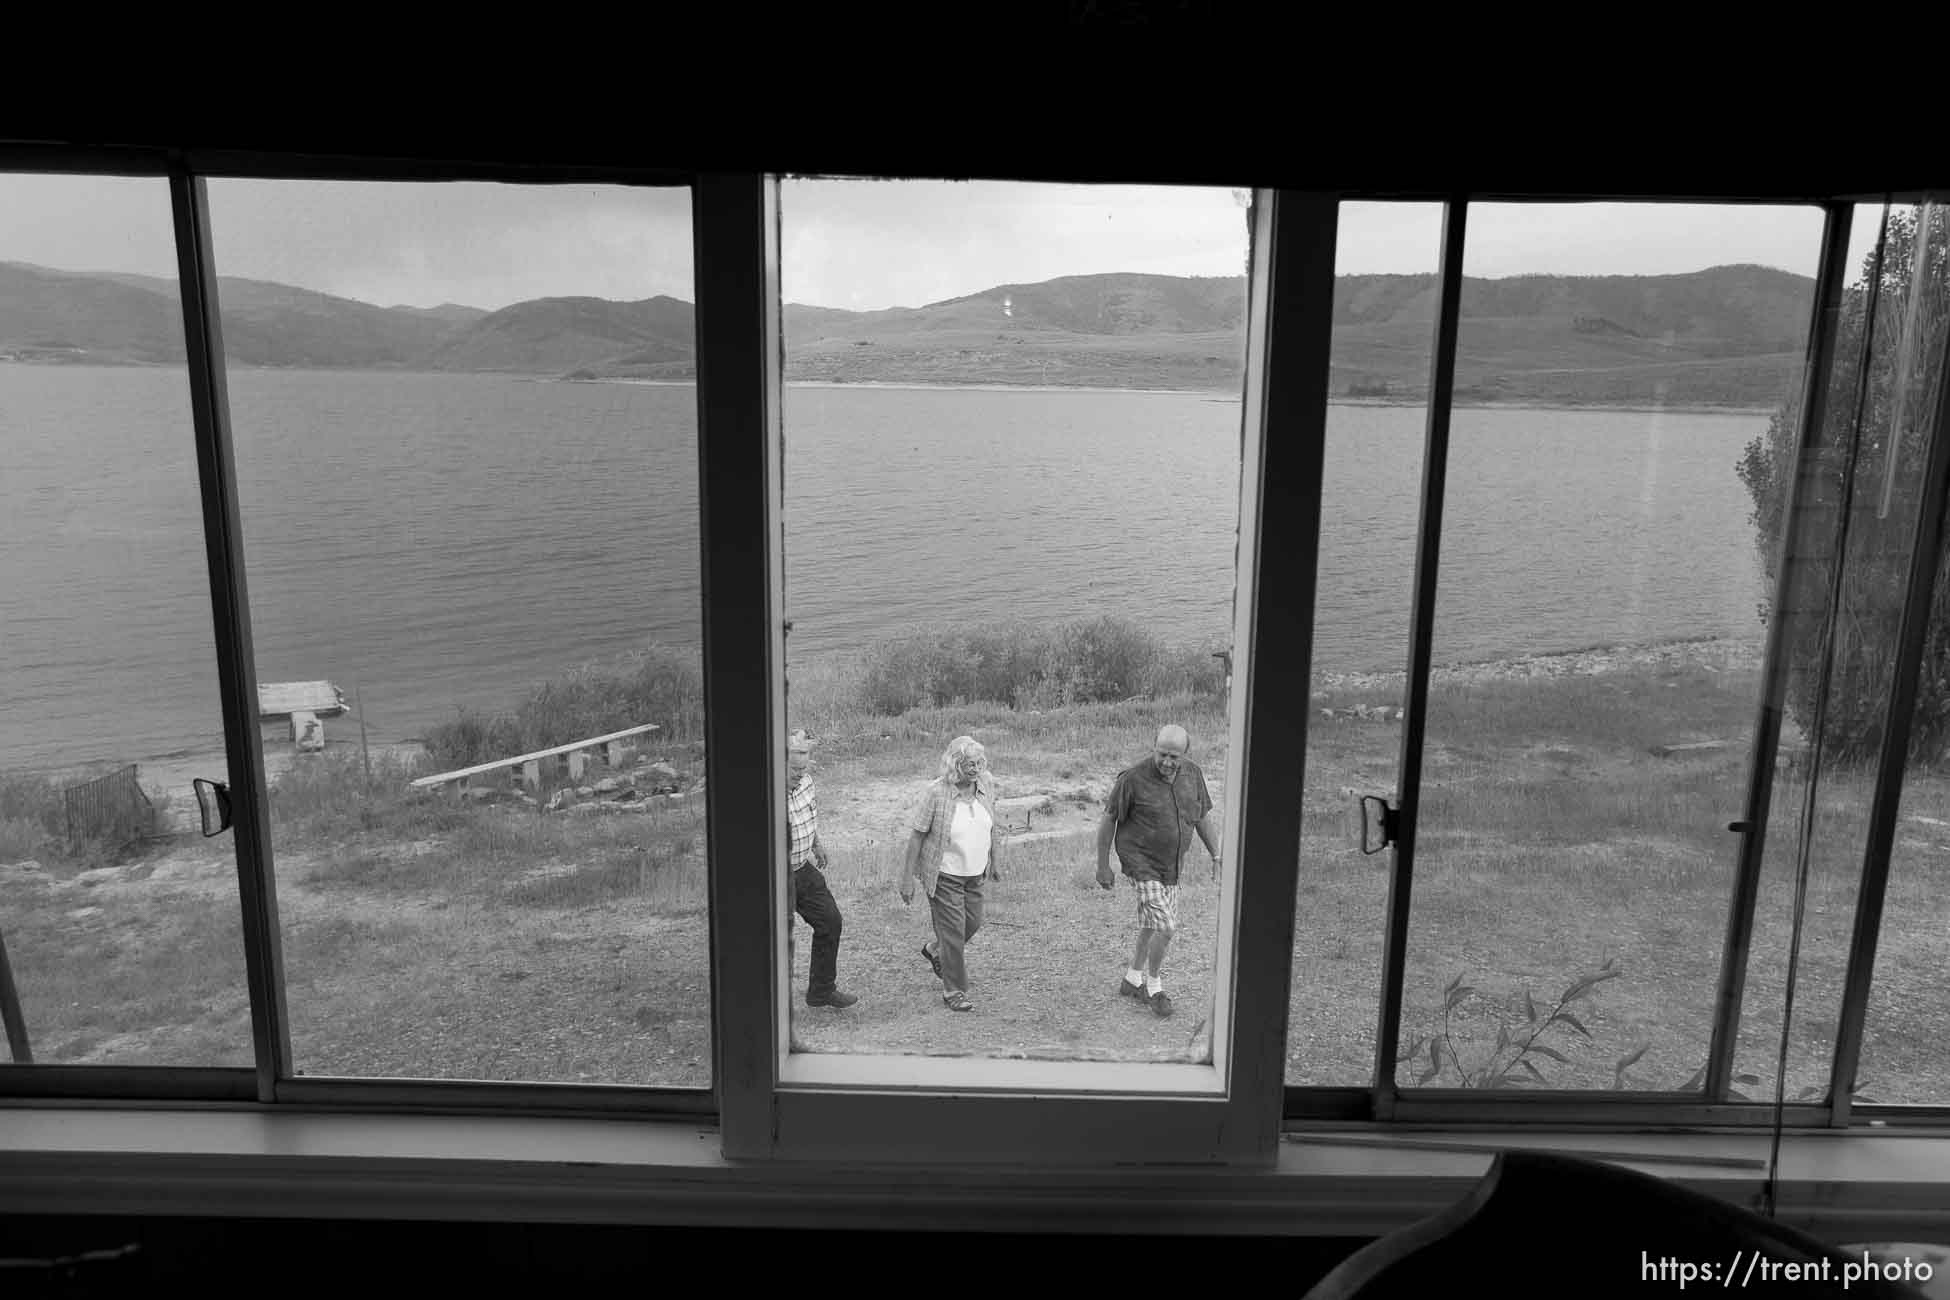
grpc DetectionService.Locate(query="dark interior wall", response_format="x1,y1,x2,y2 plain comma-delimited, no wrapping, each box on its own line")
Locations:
0,1216,1372,1288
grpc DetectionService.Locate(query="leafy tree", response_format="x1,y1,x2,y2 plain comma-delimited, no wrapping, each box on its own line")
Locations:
1736,205,1950,766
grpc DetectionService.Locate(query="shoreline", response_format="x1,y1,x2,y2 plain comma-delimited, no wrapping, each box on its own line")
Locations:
1313,636,1764,691
588,375,1775,414
19,636,1767,797
8,361,1776,415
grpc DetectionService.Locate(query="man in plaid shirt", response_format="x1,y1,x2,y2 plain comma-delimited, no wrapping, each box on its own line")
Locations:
1096,724,1221,1019
788,728,856,1008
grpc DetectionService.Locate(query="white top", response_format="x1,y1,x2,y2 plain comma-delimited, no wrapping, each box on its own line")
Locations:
940,798,992,877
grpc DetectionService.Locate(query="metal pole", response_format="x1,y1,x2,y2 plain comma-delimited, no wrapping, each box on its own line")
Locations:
356,684,373,790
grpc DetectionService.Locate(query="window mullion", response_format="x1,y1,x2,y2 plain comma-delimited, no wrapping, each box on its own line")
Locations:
1223,189,1338,1144
1704,202,1855,1103
168,166,291,1101
693,174,786,1155
1370,198,1468,1119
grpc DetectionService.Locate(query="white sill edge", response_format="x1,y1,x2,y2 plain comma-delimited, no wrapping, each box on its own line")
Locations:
7,1109,1950,1182
776,1052,1223,1094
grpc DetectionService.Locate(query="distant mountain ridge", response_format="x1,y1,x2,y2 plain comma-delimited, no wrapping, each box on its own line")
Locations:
0,261,1817,407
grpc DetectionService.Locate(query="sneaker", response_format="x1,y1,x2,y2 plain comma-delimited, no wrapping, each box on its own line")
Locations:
1118,976,1147,1000
1148,990,1175,1018
806,988,858,1008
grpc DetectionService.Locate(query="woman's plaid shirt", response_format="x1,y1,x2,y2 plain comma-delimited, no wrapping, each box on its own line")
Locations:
787,773,819,868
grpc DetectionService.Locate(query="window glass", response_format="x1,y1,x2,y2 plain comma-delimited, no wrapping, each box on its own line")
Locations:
778,178,1247,1063
207,179,710,1085
1394,202,1827,1093
0,172,250,1067
1287,201,1442,1086
1776,201,1950,1106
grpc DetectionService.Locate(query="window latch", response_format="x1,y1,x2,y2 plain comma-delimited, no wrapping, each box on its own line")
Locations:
193,778,232,837
1358,794,1399,855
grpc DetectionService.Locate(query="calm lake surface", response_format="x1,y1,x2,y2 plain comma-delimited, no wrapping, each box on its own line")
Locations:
1,366,1768,772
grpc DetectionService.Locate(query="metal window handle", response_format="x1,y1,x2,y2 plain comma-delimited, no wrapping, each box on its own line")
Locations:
1728,821,1753,834
193,778,233,837
1360,795,1399,855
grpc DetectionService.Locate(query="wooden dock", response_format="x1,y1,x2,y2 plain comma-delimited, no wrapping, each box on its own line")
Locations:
258,681,347,719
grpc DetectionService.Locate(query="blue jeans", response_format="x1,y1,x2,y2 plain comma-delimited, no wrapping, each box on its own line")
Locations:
929,871,986,995
791,864,842,997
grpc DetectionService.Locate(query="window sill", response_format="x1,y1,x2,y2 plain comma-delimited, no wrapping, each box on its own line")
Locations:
2,1108,1948,1242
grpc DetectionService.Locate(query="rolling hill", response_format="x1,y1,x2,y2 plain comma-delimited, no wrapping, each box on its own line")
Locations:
0,261,1818,407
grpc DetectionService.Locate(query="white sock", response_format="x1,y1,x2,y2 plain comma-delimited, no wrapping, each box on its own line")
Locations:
1126,968,1145,987
1147,975,1163,997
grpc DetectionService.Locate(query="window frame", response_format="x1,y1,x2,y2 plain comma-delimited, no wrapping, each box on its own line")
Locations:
707,181,1333,1166
0,143,713,1118
0,138,1947,1163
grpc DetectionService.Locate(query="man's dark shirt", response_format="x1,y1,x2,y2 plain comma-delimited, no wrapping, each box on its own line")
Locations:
1106,757,1211,887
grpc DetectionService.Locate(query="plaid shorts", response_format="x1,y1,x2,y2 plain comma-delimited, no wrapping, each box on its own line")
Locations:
1134,879,1179,935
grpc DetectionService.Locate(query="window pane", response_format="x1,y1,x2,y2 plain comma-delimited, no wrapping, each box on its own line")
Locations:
778,179,1246,1063
1287,202,1442,1086
1395,202,1825,1093
1803,201,1950,1107
206,179,708,1086
0,173,250,1067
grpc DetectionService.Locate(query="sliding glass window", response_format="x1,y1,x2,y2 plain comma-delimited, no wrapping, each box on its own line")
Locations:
0,172,251,1069
775,178,1248,1067
1389,201,1828,1096
202,178,712,1088
1287,201,1443,1087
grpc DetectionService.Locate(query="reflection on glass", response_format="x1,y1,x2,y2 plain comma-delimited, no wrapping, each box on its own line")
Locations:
778,179,1247,1063
1724,203,1950,1105
1396,202,1824,1092
0,173,250,1067
1828,202,1950,1106
1287,202,1442,1087
206,178,709,1086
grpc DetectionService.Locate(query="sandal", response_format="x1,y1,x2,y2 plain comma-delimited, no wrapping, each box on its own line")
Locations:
942,990,974,1012
921,942,943,979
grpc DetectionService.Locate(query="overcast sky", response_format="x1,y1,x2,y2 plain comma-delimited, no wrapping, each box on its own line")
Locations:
0,173,1860,312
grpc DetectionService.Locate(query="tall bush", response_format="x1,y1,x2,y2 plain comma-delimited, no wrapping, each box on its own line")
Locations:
1737,206,1950,765
424,644,701,769
856,616,1222,713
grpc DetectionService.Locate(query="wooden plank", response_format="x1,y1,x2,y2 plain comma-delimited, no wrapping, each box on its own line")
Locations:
258,681,346,718
409,723,662,788
1653,739,1727,757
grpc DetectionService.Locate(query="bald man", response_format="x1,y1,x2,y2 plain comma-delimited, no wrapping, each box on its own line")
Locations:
1096,724,1221,1018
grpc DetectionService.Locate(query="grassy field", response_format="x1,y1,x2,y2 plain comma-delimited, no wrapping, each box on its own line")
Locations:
6,633,1949,1104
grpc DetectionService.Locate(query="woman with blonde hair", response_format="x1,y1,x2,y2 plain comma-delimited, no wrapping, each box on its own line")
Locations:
899,734,1002,1012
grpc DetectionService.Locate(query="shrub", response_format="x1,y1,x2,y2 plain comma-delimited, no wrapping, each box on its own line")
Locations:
0,768,174,864
856,617,1224,714
1139,640,1230,700
1403,960,1623,1089
424,645,702,769
0,772,64,857
1737,206,1950,766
